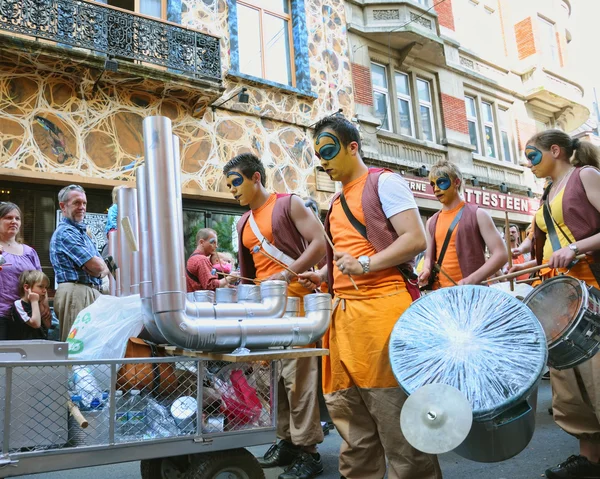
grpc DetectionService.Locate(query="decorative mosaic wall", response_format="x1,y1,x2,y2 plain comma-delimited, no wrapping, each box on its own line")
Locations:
0,0,354,206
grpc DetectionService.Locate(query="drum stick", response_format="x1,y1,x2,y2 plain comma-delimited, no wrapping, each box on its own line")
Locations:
304,204,359,291
504,212,514,292
67,400,88,429
120,217,139,252
215,271,261,284
251,245,299,278
482,254,587,284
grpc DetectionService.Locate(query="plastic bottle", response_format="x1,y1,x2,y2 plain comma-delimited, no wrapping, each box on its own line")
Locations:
115,390,128,437
124,390,147,438
70,394,84,411
72,366,103,410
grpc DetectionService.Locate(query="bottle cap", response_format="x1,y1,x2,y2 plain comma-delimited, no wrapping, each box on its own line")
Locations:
131,389,140,396
115,390,123,397
70,394,82,402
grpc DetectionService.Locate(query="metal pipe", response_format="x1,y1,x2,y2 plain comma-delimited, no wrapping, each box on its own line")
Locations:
117,187,137,296
143,116,331,351
136,164,167,343
107,229,117,296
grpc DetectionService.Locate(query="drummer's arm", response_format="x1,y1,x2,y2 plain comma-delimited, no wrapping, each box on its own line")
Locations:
418,218,435,286
459,210,507,285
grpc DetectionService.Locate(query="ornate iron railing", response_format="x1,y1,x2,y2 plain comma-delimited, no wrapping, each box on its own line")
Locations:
0,0,221,80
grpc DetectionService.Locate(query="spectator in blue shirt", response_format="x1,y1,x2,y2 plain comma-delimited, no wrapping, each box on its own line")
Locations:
50,184,109,341
104,186,121,237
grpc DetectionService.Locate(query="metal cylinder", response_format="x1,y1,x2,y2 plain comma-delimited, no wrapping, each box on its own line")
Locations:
195,290,216,303
285,297,300,317
237,284,261,303
215,288,237,304
117,187,139,296
107,229,117,296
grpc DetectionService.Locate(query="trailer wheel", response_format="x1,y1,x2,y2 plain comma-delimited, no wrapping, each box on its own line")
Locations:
141,456,189,479
184,448,265,479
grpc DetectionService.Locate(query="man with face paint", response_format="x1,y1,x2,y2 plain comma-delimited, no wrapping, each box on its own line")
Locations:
298,116,441,479
186,228,235,292
418,161,506,289
223,153,327,479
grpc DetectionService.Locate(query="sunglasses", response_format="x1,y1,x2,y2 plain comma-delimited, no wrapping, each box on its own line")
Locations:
430,177,452,191
525,146,543,166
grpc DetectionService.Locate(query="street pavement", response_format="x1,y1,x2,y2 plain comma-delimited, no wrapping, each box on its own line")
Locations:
18,381,577,479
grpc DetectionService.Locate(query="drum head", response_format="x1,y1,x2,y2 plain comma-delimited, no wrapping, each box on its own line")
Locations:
523,276,583,343
390,286,547,421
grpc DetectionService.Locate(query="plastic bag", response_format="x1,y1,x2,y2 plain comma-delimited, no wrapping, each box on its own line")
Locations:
213,369,262,428
67,294,144,359
145,397,180,438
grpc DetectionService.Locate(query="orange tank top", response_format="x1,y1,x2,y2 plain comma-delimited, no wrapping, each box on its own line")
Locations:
330,172,404,293
434,202,465,287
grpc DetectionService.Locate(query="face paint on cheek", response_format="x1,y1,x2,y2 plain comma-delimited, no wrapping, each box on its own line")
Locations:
315,132,341,161
227,171,245,188
525,146,543,166
430,174,452,191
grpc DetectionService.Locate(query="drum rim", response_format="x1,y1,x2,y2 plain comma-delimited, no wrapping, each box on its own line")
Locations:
523,275,586,344
390,285,548,421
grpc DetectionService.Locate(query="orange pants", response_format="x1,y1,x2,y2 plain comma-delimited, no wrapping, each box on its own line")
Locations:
323,284,442,478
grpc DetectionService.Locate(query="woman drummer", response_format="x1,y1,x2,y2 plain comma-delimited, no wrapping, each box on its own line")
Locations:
512,129,600,479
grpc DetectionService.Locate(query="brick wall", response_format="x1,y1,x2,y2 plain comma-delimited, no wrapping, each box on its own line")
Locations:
352,63,373,106
434,0,455,31
515,17,536,60
516,119,537,151
441,94,468,135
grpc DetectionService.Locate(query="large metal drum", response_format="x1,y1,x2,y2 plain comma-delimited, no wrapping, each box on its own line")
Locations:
186,290,215,303
215,288,237,304
285,297,300,317
523,275,600,370
390,286,547,462
237,284,261,303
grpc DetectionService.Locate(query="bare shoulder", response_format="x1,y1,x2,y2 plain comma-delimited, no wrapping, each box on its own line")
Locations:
580,166,600,185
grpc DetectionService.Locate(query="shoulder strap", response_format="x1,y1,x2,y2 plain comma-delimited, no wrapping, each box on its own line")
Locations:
543,200,573,252
248,211,294,267
339,192,367,240
186,253,203,284
436,206,465,268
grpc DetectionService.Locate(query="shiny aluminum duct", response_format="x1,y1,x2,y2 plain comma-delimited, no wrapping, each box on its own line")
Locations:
107,229,117,296
142,115,331,351
116,187,139,296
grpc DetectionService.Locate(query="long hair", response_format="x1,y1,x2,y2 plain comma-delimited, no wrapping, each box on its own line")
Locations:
528,129,600,169
0,202,22,242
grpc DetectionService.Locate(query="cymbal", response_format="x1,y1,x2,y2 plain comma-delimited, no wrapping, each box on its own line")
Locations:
401,383,473,454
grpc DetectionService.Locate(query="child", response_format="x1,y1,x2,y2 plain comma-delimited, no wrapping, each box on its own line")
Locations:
211,251,234,275
104,186,122,237
10,270,51,340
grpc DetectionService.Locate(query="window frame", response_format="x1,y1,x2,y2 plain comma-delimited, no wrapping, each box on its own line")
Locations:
416,78,436,142
371,62,392,132
481,101,497,159
538,16,559,67
135,0,168,20
498,108,513,163
465,95,480,154
394,71,415,137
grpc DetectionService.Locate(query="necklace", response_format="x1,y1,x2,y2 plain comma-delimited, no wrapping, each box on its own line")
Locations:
549,167,575,201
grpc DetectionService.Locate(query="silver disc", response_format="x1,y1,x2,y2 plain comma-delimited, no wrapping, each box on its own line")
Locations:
401,383,473,454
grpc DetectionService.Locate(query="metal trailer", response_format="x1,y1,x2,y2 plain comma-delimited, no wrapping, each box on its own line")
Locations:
0,341,297,479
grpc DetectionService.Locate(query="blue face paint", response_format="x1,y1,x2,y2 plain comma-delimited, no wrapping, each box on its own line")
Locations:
315,132,341,161
227,171,245,187
525,145,543,166
430,176,452,191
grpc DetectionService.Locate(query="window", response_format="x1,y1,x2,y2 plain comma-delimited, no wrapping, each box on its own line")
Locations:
236,0,294,86
395,72,414,136
539,17,559,66
482,101,496,158
465,96,479,154
108,0,169,20
417,79,435,142
371,63,391,131
499,109,512,163
415,0,429,5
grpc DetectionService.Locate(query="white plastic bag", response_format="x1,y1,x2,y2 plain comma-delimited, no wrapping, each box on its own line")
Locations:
67,294,144,359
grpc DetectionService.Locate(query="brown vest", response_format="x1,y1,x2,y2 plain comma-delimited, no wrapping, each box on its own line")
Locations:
427,202,486,279
237,194,307,282
534,166,600,264
324,168,417,292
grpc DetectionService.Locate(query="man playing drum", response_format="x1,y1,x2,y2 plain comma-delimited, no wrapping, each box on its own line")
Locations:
299,116,441,479
223,153,326,479
418,161,506,289
513,129,600,479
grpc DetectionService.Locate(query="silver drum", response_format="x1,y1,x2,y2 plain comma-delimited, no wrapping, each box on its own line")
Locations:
237,284,261,303
215,288,237,304
390,286,547,463
524,275,600,370
186,290,215,303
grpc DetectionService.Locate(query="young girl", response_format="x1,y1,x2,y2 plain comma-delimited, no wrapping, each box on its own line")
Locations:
211,251,235,275
10,270,51,340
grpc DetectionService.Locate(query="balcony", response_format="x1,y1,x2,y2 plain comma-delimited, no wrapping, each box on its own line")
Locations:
0,0,221,89
346,0,444,65
522,67,589,131
377,133,447,170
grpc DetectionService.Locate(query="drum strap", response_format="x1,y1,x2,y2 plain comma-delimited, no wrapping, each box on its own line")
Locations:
186,252,202,284
542,200,579,270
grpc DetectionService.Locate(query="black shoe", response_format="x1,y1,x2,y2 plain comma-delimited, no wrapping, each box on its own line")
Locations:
543,371,551,380
321,422,330,436
278,453,323,479
257,441,301,468
548,406,554,415
545,455,600,478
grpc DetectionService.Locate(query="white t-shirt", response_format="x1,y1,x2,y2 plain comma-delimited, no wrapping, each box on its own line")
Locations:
378,172,418,219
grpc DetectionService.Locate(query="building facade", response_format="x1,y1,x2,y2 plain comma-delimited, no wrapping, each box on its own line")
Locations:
346,0,587,229
0,0,354,287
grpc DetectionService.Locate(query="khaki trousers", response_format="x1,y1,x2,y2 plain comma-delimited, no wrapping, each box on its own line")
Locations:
325,386,442,479
551,352,600,442
277,356,324,447
54,283,100,342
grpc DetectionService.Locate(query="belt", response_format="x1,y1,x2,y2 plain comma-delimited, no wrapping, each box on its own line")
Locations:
63,281,101,292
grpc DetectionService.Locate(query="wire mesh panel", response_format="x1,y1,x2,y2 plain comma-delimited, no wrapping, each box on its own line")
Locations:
0,357,275,455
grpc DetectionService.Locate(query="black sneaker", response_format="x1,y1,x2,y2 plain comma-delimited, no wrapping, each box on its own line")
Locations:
257,440,301,468
278,452,324,479
545,455,600,479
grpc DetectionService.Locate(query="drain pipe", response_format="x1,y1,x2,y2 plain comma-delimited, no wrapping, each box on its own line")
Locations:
143,116,331,350
116,187,139,296
108,229,117,296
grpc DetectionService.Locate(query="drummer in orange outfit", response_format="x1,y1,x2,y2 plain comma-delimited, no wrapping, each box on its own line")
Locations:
298,116,442,479
417,161,506,290
223,153,326,479
509,130,600,479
